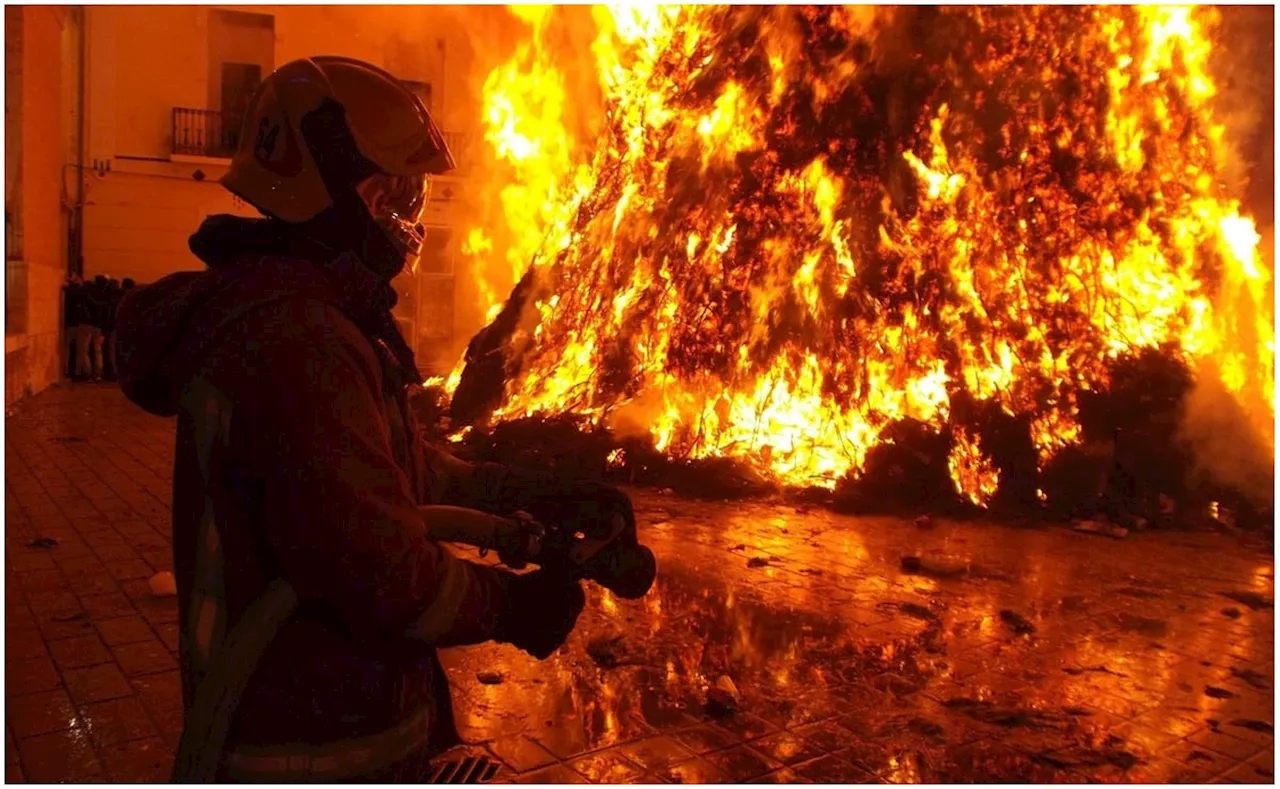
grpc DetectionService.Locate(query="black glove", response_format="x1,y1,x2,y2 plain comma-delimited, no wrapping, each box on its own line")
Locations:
494,569,585,660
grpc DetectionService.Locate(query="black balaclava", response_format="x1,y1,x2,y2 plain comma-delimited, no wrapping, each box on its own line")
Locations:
293,97,424,384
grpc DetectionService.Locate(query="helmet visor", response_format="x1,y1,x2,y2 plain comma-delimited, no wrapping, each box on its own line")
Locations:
355,171,431,260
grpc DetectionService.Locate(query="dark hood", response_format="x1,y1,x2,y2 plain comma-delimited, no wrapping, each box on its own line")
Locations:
188,213,289,268
115,215,419,417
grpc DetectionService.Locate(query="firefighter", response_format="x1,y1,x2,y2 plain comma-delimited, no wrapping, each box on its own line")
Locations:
113,56,607,782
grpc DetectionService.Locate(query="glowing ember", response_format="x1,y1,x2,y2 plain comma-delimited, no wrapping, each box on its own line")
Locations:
452,6,1273,504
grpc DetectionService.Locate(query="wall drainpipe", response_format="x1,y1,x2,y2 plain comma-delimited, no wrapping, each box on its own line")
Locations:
70,6,87,279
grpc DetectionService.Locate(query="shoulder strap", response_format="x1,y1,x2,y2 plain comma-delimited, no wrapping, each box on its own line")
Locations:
169,378,301,783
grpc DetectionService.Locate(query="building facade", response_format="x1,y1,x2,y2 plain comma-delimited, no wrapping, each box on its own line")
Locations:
6,5,474,402
5,6,80,404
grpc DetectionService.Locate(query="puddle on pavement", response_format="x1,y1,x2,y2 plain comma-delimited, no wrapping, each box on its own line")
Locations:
441,499,1273,781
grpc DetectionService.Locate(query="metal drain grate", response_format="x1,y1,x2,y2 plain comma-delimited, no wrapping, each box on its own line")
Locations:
425,755,502,784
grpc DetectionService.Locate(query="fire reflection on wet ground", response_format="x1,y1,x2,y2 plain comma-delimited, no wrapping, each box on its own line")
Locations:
3,386,1270,783
443,493,1274,783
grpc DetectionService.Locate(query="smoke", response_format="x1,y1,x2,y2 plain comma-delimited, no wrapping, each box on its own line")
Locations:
1180,357,1275,506
1212,5,1275,226
1176,6,1276,508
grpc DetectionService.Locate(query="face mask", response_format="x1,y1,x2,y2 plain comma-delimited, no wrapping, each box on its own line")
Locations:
354,171,430,267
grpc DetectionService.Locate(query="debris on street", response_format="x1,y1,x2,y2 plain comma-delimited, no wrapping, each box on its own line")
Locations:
148,571,178,597
1062,665,1126,678
1072,519,1129,539
1219,590,1274,610
1230,719,1274,735
879,600,940,623
1229,667,1271,691
584,634,650,670
900,555,967,579
706,675,741,714
999,609,1037,636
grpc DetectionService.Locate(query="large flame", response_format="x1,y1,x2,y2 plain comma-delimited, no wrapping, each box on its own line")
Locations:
454,5,1273,506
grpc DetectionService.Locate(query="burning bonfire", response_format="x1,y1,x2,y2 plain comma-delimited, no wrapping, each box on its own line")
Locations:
432,5,1274,524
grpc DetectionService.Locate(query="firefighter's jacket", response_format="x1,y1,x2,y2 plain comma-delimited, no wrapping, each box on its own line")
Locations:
114,216,511,781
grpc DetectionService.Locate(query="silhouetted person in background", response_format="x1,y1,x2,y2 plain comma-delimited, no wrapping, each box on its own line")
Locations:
64,273,103,381
64,274,82,377
84,275,114,381
99,277,124,380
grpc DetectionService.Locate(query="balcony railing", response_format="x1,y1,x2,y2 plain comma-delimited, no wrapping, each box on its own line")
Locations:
172,108,239,159
173,107,475,170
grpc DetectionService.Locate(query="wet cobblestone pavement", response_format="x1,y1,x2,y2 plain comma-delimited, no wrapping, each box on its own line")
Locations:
5,384,1275,783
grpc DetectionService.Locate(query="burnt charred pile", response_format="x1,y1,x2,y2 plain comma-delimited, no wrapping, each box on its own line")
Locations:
418,348,1273,530
415,404,779,502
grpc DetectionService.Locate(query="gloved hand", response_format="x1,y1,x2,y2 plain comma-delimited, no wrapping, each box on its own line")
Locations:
493,511,544,570
494,569,585,660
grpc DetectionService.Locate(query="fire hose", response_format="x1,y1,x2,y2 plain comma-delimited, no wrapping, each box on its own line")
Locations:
171,498,656,782
170,580,299,783
421,500,658,601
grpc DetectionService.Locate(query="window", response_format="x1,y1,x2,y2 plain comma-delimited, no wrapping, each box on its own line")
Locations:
207,10,273,154
417,226,453,276
220,62,262,152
